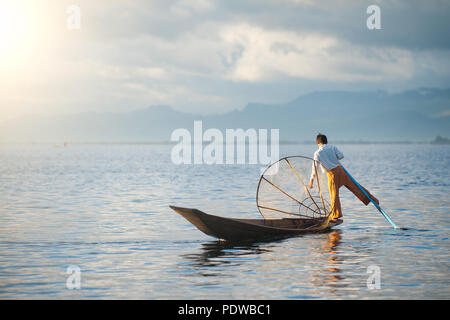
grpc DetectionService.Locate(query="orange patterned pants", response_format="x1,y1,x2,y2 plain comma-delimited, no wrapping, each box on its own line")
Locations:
326,166,378,219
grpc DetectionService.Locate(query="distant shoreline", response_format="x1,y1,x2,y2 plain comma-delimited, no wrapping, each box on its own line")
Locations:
0,140,448,145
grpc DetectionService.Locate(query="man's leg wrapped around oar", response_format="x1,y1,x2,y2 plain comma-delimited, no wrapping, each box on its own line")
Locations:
327,166,379,220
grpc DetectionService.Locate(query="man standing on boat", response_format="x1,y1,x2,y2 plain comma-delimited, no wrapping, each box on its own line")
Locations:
308,133,379,222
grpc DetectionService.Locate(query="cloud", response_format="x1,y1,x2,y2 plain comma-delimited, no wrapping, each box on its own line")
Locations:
219,23,415,82
169,0,215,17
1,0,450,119
432,109,450,118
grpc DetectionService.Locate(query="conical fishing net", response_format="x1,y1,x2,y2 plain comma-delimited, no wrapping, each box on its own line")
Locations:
256,156,332,223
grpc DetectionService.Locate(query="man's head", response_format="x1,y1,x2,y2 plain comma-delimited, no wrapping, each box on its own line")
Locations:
316,133,327,145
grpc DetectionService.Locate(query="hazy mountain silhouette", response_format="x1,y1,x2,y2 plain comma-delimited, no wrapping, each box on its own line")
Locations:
1,88,449,143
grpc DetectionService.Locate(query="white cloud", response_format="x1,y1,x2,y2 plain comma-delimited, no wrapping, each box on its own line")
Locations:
120,81,227,113
170,0,215,17
220,23,415,82
95,64,170,81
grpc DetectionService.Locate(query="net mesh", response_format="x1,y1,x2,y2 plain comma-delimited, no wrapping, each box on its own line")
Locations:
256,156,332,221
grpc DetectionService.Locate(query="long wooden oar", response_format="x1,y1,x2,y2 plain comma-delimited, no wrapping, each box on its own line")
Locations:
342,166,402,229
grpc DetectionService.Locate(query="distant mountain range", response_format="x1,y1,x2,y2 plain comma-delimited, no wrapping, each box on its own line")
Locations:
1,88,449,143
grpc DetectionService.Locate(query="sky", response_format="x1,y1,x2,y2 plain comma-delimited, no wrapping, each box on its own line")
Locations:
1,0,450,120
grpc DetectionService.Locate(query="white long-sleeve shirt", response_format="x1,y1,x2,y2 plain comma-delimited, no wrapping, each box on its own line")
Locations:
310,144,344,180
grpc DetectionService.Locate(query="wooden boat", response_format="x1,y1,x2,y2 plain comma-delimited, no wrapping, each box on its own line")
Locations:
170,206,342,241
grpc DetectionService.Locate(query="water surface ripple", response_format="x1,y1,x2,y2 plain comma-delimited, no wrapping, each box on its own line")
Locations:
0,144,448,299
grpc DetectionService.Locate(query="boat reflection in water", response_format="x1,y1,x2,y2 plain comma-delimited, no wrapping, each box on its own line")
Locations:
179,229,347,297
180,240,274,271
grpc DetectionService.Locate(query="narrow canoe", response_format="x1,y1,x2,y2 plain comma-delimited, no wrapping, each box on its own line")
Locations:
170,206,342,241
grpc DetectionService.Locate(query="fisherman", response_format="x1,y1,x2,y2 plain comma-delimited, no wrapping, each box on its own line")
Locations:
308,133,379,222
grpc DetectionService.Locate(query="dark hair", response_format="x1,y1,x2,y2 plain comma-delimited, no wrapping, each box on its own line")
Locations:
316,133,327,144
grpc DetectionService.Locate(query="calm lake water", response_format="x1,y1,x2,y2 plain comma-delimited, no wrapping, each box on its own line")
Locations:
0,143,449,299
